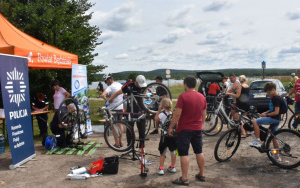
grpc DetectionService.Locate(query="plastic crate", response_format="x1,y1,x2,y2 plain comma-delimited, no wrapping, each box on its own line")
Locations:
102,156,119,174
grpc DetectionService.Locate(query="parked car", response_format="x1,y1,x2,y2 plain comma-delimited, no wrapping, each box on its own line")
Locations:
248,79,287,113
196,71,224,97
196,71,226,113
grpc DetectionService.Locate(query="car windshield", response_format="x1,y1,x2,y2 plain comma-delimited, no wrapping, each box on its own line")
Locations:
250,81,268,90
250,80,281,91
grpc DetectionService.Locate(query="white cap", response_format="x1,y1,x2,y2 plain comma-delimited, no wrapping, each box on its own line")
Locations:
291,73,295,76
136,75,147,87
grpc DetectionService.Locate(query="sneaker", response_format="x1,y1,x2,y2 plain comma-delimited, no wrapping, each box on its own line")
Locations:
248,140,262,148
157,168,164,175
150,129,159,134
167,166,176,173
273,154,282,162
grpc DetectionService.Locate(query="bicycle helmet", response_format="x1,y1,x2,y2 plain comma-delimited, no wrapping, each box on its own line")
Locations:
45,136,57,150
102,73,113,82
291,73,296,77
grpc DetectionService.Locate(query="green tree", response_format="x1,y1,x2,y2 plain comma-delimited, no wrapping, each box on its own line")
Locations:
128,73,139,81
0,0,106,101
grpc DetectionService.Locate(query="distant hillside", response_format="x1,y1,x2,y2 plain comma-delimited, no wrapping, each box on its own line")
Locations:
92,68,297,81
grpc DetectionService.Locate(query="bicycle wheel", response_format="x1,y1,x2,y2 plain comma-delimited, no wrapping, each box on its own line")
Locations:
58,98,79,130
288,113,300,130
278,113,288,129
141,83,172,114
202,113,223,136
266,129,300,169
78,109,87,137
104,120,135,152
214,128,241,162
145,114,154,136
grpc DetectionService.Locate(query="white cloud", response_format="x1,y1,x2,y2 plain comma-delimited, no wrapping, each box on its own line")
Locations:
161,28,192,44
203,1,231,12
166,5,195,28
279,43,300,53
92,2,141,32
115,53,128,59
286,9,300,20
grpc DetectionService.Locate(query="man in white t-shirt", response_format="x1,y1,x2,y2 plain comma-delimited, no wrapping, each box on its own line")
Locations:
101,73,124,148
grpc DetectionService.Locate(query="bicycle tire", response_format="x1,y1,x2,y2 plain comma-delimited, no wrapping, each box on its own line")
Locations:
145,114,153,136
141,83,172,114
278,113,287,129
78,109,87,137
214,128,241,162
104,120,135,152
288,112,300,130
266,129,300,169
203,113,223,136
58,98,79,130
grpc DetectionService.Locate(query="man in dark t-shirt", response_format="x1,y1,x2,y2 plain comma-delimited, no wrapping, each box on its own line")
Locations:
249,82,281,151
108,75,147,145
32,93,49,145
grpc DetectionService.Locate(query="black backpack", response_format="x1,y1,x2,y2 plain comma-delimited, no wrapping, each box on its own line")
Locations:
161,111,175,136
279,96,288,114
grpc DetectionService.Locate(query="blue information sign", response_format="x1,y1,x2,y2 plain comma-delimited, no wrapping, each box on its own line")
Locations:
0,54,35,169
262,61,266,68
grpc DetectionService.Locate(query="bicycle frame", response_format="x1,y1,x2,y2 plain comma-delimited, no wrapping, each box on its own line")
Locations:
212,94,237,128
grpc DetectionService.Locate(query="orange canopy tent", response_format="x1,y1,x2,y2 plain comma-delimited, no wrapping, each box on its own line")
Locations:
0,13,78,69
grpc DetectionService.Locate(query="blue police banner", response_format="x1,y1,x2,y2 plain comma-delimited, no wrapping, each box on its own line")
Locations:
0,54,35,169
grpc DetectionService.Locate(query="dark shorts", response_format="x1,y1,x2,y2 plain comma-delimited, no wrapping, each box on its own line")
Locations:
176,130,203,156
158,136,177,154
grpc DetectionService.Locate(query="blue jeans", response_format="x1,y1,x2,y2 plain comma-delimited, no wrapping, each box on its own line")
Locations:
256,117,280,133
292,102,300,129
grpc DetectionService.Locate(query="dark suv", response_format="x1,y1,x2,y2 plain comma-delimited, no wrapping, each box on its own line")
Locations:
248,79,287,112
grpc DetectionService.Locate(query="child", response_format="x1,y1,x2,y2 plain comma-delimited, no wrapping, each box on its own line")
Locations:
155,98,177,175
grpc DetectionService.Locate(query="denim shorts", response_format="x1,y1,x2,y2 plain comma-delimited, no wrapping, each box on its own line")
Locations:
256,117,280,133
176,130,203,156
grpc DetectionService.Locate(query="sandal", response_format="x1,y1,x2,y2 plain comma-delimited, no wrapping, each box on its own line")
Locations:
241,134,247,138
195,173,206,182
113,144,120,148
172,177,189,186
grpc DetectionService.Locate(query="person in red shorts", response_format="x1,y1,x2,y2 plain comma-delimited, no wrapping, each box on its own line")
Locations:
168,75,207,186
208,81,220,96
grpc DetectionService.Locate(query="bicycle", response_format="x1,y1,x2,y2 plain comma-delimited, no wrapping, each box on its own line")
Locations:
286,96,300,130
202,93,234,136
100,82,172,152
214,105,300,169
57,98,88,145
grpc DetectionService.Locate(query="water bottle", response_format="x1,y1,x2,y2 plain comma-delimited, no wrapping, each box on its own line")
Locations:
0,134,5,154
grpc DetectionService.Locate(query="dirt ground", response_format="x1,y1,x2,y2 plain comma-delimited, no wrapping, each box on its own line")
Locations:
0,126,300,188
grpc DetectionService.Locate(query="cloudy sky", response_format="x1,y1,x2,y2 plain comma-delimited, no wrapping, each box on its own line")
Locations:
88,0,300,73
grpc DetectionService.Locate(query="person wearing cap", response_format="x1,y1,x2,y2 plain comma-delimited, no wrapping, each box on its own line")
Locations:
32,93,49,146
288,69,300,131
49,80,71,148
101,73,124,148
291,72,299,86
108,75,147,146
